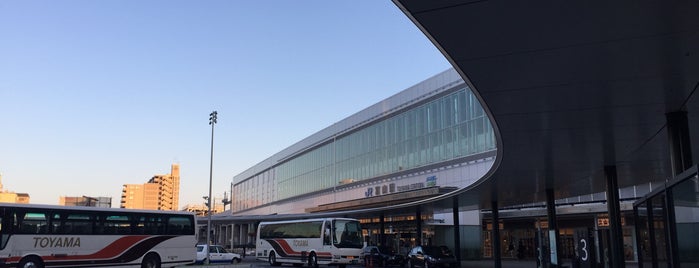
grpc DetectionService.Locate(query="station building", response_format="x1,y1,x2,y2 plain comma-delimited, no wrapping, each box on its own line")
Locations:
219,69,496,258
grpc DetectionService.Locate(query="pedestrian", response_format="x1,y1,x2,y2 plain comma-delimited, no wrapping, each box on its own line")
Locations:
517,240,524,259
508,241,515,258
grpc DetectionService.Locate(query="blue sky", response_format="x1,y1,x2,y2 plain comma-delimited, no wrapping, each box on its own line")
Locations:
0,1,451,207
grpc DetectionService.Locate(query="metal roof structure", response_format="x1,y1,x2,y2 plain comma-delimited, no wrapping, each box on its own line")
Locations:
392,0,699,209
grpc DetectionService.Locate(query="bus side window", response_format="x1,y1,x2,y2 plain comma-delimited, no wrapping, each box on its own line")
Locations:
103,214,131,235
19,212,48,234
167,216,192,235
323,222,331,245
66,214,93,235
0,210,9,250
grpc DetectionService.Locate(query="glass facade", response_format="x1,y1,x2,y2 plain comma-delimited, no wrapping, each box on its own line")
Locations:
634,169,699,267
233,86,495,212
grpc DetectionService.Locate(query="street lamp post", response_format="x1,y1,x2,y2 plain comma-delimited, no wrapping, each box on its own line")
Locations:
207,111,217,263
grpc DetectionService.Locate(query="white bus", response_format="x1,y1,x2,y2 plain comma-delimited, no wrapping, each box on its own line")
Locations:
0,203,196,268
256,218,363,268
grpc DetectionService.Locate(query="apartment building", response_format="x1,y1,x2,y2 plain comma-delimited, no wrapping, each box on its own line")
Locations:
120,164,180,210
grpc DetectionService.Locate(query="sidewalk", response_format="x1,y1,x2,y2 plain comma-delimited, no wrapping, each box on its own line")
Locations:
461,259,639,268
182,256,639,268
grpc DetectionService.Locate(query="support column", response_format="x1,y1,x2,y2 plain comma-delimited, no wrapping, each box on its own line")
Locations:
536,219,544,268
380,213,386,246
605,166,625,268
453,197,461,268
646,202,659,268
249,223,254,244
416,206,422,246
667,111,693,175
232,224,238,246
239,224,244,247
665,189,680,267
546,188,560,267
231,224,241,246
666,111,690,267
492,200,501,268
215,224,220,245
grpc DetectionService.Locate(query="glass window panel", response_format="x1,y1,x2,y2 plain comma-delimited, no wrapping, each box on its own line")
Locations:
434,101,441,131
408,140,415,168
396,114,405,142
458,90,469,122
461,122,471,155
445,95,456,128
453,124,463,157
475,117,486,152
673,176,699,265
651,194,670,266
416,107,426,136
473,94,484,117
444,128,454,159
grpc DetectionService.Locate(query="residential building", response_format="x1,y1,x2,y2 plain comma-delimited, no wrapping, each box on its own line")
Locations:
120,164,180,210
0,173,30,204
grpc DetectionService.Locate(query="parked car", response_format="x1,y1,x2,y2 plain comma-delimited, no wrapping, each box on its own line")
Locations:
406,245,457,268
362,246,405,267
195,244,242,264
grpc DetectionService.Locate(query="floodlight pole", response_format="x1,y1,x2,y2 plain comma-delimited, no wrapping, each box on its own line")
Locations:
207,110,217,263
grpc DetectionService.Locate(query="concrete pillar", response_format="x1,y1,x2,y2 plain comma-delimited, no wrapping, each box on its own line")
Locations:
234,223,235,248
239,224,244,247
453,197,461,268
545,188,560,267
492,200,501,268
416,206,422,246
380,213,386,246
605,165,625,268
665,189,680,267
249,222,255,244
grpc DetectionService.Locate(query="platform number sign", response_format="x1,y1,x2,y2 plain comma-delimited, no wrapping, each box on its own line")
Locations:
575,228,593,268
579,238,589,261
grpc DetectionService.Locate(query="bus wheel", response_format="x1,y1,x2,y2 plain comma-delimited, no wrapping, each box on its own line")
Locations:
269,252,280,266
308,252,318,268
18,256,43,268
140,253,161,268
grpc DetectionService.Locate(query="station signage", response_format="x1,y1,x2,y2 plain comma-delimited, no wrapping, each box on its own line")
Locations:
365,175,437,197
596,216,625,227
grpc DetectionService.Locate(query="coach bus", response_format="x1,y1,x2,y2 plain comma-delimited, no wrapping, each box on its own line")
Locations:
0,203,196,268
256,218,363,268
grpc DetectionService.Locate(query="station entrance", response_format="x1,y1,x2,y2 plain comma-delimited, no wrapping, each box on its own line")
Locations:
482,211,638,267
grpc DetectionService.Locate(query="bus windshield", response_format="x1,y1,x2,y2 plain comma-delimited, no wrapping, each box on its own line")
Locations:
333,219,362,249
